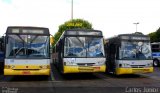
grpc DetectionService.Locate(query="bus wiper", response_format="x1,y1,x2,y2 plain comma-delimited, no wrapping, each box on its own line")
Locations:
30,35,39,43
15,47,24,56
17,35,25,42
76,37,84,47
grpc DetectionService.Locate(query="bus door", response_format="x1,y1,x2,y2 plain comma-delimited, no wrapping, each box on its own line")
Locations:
108,44,117,72
57,39,64,71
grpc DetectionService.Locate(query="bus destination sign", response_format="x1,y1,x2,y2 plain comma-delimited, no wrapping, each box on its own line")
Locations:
120,36,150,41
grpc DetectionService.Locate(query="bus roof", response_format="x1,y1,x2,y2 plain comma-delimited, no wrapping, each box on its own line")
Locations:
118,33,148,37
105,33,150,42
64,29,103,36
6,26,50,35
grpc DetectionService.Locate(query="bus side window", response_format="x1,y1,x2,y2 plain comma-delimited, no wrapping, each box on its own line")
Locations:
152,44,160,52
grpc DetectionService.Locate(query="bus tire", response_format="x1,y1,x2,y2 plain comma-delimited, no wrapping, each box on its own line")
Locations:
153,59,159,67
0,62,4,74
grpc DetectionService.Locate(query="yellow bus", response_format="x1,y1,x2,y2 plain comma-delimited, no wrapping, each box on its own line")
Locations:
105,33,153,75
52,29,106,74
4,26,50,76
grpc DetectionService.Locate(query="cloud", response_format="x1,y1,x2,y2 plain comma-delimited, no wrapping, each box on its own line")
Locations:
0,0,160,37
1,0,12,4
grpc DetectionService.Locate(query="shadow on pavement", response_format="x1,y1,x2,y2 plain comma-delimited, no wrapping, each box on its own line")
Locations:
8,75,50,82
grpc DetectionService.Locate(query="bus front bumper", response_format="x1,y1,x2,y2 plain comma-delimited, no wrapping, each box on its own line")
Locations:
115,67,153,75
63,65,106,74
4,69,50,75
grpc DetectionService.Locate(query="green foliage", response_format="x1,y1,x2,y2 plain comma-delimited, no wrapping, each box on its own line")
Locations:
156,27,160,41
53,19,93,46
148,27,160,42
53,32,61,46
58,19,93,33
134,32,143,35
149,32,157,42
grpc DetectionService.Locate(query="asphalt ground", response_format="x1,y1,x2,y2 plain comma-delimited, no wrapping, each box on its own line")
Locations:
0,65,159,93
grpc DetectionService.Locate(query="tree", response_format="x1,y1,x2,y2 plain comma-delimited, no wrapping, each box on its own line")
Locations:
148,27,160,42
53,19,93,46
148,32,157,43
155,27,160,42
134,32,143,35
53,32,61,46
58,19,93,33
50,36,54,45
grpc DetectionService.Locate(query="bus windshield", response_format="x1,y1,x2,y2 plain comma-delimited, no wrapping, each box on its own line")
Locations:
6,35,50,58
64,37,105,57
119,41,152,60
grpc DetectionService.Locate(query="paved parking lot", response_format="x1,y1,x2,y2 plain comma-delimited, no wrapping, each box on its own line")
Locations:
0,66,159,93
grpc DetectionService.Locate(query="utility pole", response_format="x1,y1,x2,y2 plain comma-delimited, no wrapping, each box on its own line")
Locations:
71,0,73,20
133,22,139,32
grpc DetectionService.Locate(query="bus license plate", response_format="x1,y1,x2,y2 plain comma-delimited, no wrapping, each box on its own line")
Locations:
78,67,94,72
143,69,149,71
133,69,149,73
22,71,31,75
94,67,100,70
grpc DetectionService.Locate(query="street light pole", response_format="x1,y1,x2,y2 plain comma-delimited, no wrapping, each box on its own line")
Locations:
133,22,139,32
71,0,73,20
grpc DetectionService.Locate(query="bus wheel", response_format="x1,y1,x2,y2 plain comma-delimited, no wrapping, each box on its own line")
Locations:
153,60,159,67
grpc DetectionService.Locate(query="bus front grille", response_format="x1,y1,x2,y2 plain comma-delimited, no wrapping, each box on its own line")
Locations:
13,69,40,70
77,63,95,66
131,65,145,68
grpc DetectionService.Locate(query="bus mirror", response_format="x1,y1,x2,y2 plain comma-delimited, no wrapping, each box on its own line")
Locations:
2,36,7,44
2,36,4,42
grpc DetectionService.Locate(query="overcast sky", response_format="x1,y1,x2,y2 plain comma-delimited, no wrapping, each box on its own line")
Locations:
0,0,160,38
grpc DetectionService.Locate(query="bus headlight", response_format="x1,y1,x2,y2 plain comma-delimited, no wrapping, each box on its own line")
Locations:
66,61,72,65
97,61,105,65
40,65,49,69
5,65,11,69
43,66,47,69
121,63,130,68
146,63,153,67
11,65,15,69
64,61,74,65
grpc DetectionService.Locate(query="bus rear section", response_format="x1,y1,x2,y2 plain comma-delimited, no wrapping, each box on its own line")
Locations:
151,42,160,67
53,29,106,74
4,26,51,76
105,33,153,75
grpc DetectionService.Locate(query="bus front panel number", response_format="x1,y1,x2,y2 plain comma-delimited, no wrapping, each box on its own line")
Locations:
22,71,31,75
